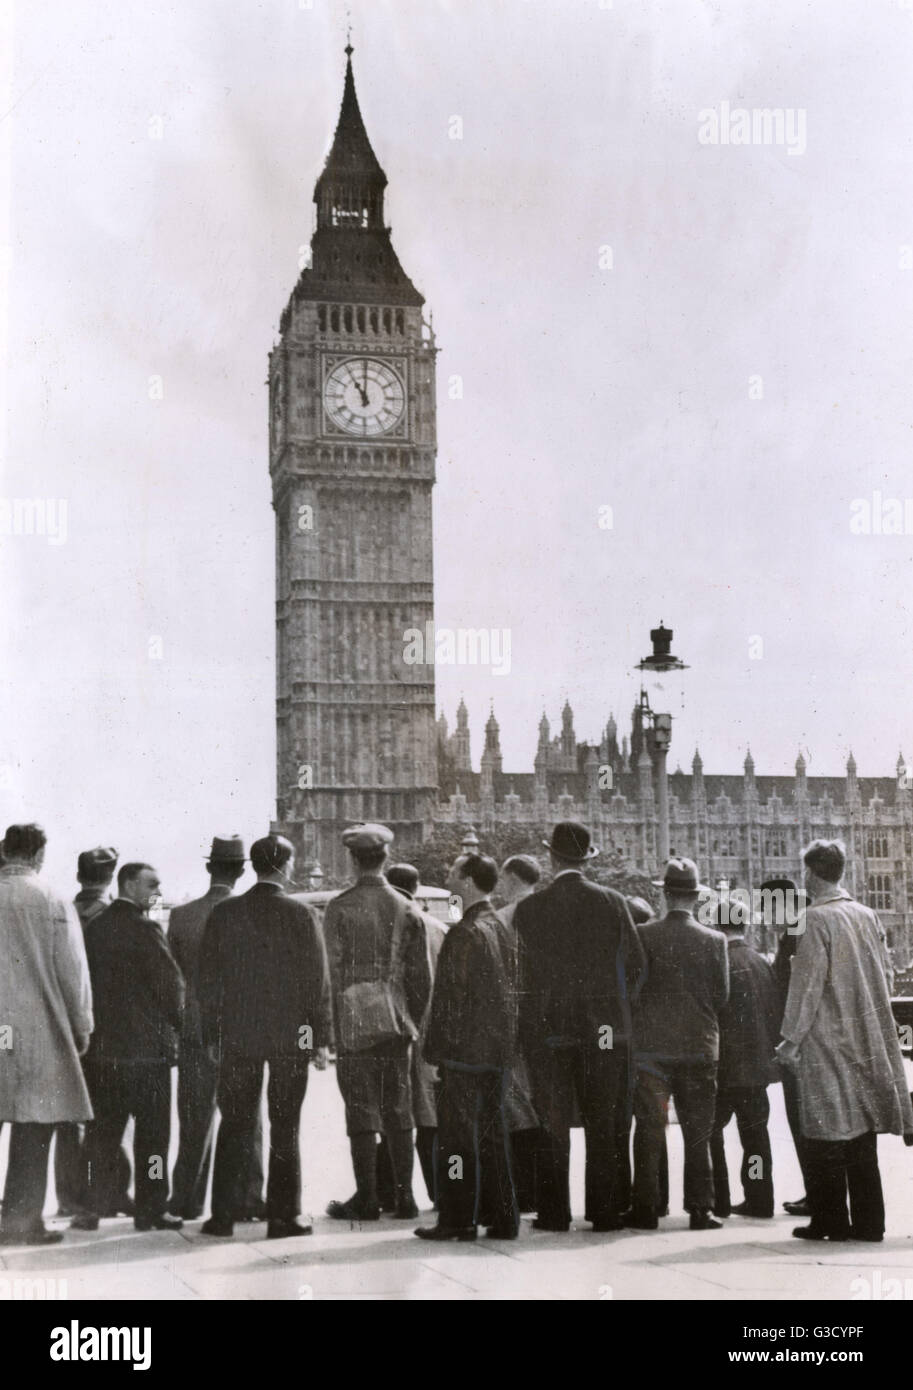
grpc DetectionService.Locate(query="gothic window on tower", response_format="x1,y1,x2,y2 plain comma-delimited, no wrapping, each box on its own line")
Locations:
866,831,890,859
318,305,327,332
868,873,893,911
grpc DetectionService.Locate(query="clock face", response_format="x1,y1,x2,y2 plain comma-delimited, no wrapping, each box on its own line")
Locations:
323,357,405,436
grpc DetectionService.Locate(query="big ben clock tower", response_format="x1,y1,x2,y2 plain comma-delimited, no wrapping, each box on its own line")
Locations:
270,47,438,880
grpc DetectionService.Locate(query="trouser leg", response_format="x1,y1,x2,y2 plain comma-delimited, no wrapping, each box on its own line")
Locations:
478,1070,518,1234
804,1137,851,1237
436,1068,479,1229
1,1124,54,1233
416,1127,437,1206
673,1064,717,1214
265,1057,309,1223
131,1063,172,1222
211,1058,263,1226
241,1081,267,1216
780,1067,810,1192
734,1087,773,1215
54,1124,84,1212
509,1128,539,1213
845,1131,884,1239
632,1068,670,1216
527,1048,572,1227
710,1091,735,1216
580,1048,624,1223
82,1061,129,1218
170,1048,218,1218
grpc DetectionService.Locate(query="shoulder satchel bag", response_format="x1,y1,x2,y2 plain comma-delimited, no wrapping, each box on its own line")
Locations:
337,897,411,1053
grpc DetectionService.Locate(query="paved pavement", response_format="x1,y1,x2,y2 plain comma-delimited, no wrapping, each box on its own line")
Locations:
2,1066,913,1301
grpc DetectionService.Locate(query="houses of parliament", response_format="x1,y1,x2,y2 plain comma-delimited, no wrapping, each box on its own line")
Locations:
269,48,913,966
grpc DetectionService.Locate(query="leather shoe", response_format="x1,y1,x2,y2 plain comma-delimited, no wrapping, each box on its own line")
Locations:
621,1208,658,1230
414,1224,477,1241
200,1219,234,1237
792,1225,850,1241
591,1216,626,1232
731,1201,773,1218
394,1199,420,1220
531,1217,570,1232
0,1226,64,1246
135,1213,183,1232
267,1219,313,1239
326,1196,381,1222
69,1214,100,1231
689,1211,723,1231
849,1230,883,1243
485,1225,519,1239
783,1197,810,1216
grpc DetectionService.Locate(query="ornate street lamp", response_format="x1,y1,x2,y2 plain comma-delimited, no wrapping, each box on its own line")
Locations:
636,623,689,868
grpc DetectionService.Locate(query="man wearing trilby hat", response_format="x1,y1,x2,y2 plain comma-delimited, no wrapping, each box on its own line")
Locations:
626,857,729,1232
168,836,265,1222
514,821,646,1232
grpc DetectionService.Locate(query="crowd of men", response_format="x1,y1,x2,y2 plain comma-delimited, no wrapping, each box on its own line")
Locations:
0,816,910,1247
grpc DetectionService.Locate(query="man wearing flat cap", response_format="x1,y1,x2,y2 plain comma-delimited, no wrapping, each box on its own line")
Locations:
55,846,127,1219
514,822,646,1232
324,824,432,1221
626,857,729,1232
168,836,265,1222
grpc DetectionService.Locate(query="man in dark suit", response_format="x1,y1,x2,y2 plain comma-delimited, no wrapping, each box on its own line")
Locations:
168,835,265,1222
377,862,446,1209
198,834,332,1240
415,853,518,1242
55,845,131,1220
73,862,185,1232
515,821,646,1233
627,858,729,1232
708,897,780,1218
324,825,432,1222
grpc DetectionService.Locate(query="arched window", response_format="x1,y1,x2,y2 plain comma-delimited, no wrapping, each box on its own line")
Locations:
868,873,893,911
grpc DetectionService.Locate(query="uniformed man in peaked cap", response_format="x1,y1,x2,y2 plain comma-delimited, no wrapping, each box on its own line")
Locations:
323,824,432,1221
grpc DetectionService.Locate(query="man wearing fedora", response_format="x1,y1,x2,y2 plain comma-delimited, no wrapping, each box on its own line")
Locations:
199,833,331,1240
324,824,432,1222
168,836,265,1222
627,857,729,1232
514,821,646,1232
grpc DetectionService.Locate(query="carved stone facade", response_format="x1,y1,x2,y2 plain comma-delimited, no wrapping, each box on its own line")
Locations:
436,704,913,965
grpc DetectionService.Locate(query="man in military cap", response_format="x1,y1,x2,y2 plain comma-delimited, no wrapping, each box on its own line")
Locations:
168,836,266,1222
324,825,432,1222
55,846,130,1218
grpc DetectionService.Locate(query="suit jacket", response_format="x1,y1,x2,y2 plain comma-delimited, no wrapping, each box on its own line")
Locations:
717,936,780,1089
634,909,729,1064
198,882,332,1058
84,898,185,1066
514,870,646,1054
423,899,513,1069
323,873,432,1052
395,892,446,1127
493,900,539,1130
168,884,233,1049
0,865,94,1122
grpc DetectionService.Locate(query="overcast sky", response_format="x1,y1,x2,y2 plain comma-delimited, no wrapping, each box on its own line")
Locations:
1,0,912,897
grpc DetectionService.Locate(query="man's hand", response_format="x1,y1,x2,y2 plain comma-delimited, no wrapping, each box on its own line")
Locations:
775,1038,801,1070
903,1132,913,1148
312,1046,329,1071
